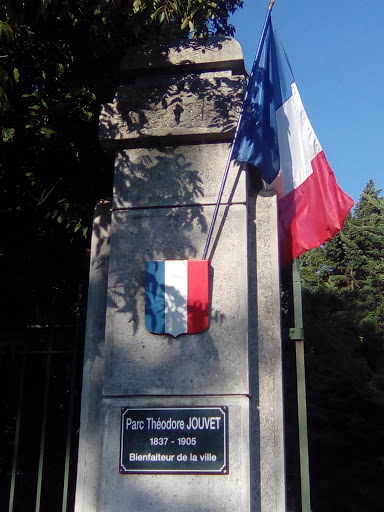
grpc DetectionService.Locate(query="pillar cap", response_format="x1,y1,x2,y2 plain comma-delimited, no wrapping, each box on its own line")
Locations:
120,36,245,76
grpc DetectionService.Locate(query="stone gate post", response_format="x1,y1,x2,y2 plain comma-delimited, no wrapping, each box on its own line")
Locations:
75,36,286,512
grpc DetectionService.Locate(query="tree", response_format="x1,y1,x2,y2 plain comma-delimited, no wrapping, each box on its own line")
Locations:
298,181,384,511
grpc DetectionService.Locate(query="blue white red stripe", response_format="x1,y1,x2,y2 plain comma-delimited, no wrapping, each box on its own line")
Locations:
234,17,353,266
145,260,209,337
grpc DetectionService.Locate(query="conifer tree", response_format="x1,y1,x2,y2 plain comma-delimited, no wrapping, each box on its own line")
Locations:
298,181,384,511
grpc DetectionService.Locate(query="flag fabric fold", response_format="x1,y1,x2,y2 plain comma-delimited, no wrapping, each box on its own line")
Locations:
234,16,354,267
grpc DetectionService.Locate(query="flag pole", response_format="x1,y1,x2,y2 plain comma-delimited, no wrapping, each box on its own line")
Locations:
290,258,311,512
202,0,276,260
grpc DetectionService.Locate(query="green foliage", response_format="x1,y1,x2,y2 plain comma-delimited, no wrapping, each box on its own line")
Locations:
298,181,384,511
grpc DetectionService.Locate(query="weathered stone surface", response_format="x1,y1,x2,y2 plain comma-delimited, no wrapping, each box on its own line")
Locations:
98,395,250,512
76,33,287,512
255,190,286,512
103,203,248,396
75,201,111,512
113,143,245,209
120,36,245,74
99,76,243,148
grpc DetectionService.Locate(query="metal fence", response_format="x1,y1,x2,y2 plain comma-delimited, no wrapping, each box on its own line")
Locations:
0,286,85,512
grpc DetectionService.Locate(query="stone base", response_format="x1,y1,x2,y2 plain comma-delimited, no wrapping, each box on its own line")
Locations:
98,396,250,512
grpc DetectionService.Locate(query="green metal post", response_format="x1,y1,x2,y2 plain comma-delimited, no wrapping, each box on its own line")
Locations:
8,335,27,512
35,338,53,512
291,258,311,512
62,286,82,512
35,288,57,512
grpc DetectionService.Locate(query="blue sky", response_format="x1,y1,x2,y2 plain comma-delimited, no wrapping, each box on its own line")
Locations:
230,0,384,204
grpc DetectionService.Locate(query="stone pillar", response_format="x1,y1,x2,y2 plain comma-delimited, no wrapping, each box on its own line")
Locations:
75,36,286,512
255,190,286,512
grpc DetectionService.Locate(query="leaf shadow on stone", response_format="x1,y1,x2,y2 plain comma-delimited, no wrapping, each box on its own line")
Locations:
88,151,229,374
99,37,244,148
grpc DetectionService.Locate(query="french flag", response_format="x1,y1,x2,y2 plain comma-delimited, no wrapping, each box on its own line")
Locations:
234,16,354,267
145,260,209,337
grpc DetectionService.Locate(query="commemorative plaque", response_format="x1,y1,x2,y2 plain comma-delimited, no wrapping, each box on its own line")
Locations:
120,407,228,474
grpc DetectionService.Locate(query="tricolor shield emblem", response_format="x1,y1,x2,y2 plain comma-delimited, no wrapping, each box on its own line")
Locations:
145,260,209,337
